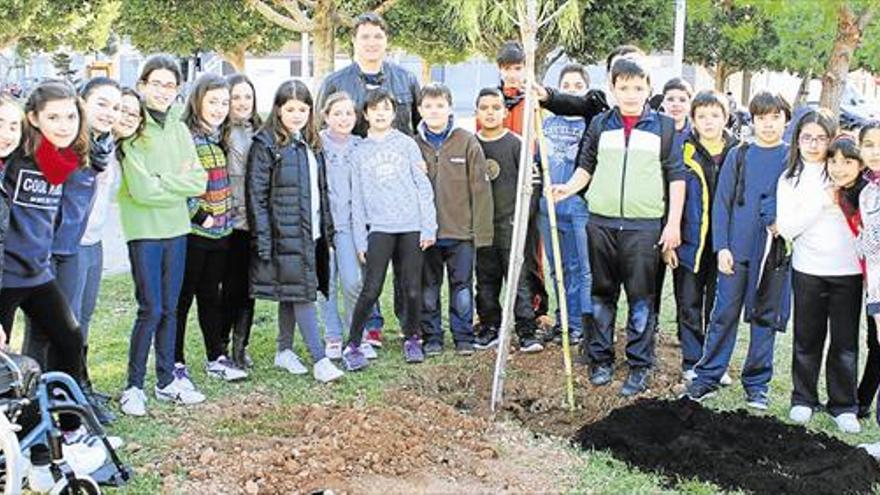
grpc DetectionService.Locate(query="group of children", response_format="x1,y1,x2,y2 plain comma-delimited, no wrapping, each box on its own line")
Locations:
1,14,880,473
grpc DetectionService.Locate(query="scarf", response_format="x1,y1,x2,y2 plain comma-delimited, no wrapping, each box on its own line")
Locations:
34,137,79,185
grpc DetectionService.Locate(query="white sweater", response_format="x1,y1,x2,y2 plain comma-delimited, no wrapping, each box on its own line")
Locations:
776,161,861,276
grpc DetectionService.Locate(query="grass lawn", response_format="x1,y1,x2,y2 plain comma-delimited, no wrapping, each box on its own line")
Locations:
68,272,880,494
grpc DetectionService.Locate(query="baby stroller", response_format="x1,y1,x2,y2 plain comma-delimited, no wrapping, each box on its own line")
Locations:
0,350,132,494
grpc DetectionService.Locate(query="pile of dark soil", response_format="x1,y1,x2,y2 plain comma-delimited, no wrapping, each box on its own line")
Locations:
574,398,880,494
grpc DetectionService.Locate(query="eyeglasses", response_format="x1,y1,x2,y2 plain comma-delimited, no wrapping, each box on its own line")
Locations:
799,134,829,145
145,80,178,92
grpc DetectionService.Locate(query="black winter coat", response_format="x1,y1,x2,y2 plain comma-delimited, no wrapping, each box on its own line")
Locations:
246,130,333,302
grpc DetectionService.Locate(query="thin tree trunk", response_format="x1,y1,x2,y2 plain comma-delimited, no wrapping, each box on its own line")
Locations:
421,60,432,83
740,70,752,107
794,69,813,109
312,0,337,85
221,47,246,72
820,4,873,116
714,62,728,93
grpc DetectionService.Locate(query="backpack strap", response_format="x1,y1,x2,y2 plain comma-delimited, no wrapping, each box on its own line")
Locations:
731,142,750,209
659,114,675,163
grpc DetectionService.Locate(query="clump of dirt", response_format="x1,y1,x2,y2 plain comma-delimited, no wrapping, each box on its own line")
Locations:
574,398,880,494
160,390,581,494
404,331,686,437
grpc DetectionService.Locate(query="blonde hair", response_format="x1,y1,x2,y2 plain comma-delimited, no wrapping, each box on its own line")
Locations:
321,91,355,117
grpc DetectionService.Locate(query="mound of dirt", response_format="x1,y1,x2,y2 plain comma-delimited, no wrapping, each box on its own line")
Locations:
160,390,581,494
574,398,880,494
404,331,686,437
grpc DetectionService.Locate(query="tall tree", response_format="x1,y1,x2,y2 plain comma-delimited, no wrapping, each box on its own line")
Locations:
684,0,777,92
247,0,397,82
819,0,877,115
117,0,290,71
1,0,119,53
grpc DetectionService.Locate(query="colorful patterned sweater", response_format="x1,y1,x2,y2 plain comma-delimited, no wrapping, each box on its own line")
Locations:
188,131,232,245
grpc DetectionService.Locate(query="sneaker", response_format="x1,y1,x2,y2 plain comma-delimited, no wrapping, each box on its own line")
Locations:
360,342,378,360
62,441,107,475
455,341,475,356
590,364,614,386
620,367,650,397
858,403,872,419
206,356,248,382
745,390,770,411
424,341,443,356
173,363,196,391
63,425,124,451
859,442,880,459
342,343,369,371
474,326,499,350
541,325,562,344
834,412,861,433
567,330,583,346
313,357,344,383
274,349,308,375
404,337,425,363
518,335,544,353
365,328,383,348
789,405,813,424
155,379,206,405
86,391,116,425
682,369,698,383
325,338,343,360
120,387,147,417
719,372,733,387
683,382,717,402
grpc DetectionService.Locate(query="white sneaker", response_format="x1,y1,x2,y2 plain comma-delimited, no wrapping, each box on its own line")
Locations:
682,369,697,383
834,412,861,433
313,357,344,383
64,425,124,451
719,372,733,387
173,363,196,391
206,356,248,382
120,387,147,417
155,379,206,405
789,405,813,424
360,342,378,360
859,442,880,459
274,349,308,375
325,338,343,360
62,441,107,475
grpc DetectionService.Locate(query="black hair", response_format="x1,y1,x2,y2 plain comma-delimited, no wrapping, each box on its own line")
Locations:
362,88,397,114
475,87,504,107
610,58,650,87
690,90,729,118
748,91,791,120
79,77,121,99
116,87,147,160
226,73,263,129
353,12,387,35
785,107,837,180
496,41,525,66
860,121,880,143
662,77,692,98
418,82,453,106
827,135,863,166
138,54,183,85
605,44,644,72
558,63,590,88
262,79,319,150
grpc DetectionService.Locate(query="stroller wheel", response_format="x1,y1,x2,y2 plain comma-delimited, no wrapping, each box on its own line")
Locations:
50,474,101,495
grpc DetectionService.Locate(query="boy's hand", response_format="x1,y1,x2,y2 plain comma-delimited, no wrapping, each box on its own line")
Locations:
718,249,735,275
659,223,682,252
549,184,570,203
768,223,779,238
420,239,435,251
201,215,215,229
662,249,679,269
532,82,549,102
357,252,367,265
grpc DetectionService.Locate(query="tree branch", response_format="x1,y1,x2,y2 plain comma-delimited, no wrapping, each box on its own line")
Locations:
248,0,314,31
274,0,313,29
538,0,574,29
373,0,399,15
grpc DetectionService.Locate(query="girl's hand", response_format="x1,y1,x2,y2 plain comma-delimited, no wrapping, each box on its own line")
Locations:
768,223,779,238
550,184,570,203
717,249,735,275
357,252,366,265
201,215,215,228
420,239,435,251
659,222,682,252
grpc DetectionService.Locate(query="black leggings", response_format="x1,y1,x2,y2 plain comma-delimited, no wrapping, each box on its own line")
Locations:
221,230,255,349
348,232,423,347
857,315,880,414
176,240,228,363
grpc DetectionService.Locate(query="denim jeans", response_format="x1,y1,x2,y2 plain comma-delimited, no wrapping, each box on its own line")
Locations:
320,230,382,341
538,210,592,333
421,240,476,345
126,236,187,389
71,242,103,342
